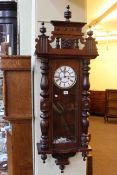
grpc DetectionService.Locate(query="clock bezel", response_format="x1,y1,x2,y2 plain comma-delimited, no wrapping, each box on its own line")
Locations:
53,65,77,89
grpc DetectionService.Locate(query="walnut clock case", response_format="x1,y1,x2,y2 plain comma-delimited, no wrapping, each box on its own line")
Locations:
35,6,98,173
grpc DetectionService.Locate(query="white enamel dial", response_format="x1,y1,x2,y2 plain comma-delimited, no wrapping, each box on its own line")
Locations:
54,66,77,89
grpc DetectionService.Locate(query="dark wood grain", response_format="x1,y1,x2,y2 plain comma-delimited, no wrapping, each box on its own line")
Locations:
40,57,49,162
81,59,90,160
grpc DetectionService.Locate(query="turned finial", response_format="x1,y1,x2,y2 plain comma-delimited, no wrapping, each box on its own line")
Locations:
87,30,93,37
41,154,47,163
59,165,64,173
40,22,46,35
64,5,72,21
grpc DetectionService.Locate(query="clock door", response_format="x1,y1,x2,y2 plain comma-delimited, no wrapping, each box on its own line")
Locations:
51,59,81,151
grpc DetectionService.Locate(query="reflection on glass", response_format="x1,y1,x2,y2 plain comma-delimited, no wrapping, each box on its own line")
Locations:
0,24,13,55
53,86,77,144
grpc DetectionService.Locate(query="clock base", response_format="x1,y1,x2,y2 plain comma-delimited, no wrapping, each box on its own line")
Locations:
37,142,92,172
52,152,76,173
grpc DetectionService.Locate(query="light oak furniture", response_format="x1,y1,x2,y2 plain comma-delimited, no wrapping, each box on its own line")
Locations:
90,90,105,116
105,89,117,122
0,56,33,175
86,153,93,175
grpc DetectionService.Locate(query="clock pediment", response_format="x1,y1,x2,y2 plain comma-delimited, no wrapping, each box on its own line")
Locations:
35,6,98,58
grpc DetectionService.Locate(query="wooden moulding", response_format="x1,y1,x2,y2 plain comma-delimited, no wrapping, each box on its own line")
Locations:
0,55,33,175
0,55,31,71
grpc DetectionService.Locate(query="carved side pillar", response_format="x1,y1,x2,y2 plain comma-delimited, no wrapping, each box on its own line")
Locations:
81,59,90,159
40,57,49,162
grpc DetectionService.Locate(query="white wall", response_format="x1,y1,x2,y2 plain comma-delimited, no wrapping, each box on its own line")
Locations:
36,0,86,22
33,1,87,175
90,40,117,90
18,0,32,55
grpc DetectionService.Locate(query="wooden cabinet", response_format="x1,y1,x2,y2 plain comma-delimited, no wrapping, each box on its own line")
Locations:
105,89,117,121
0,56,33,175
90,90,105,116
7,122,32,175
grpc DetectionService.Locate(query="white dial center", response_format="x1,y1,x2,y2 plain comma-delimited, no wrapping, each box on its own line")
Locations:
54,66,77,89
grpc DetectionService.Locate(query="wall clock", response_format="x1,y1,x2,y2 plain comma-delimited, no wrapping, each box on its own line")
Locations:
35,5,98,173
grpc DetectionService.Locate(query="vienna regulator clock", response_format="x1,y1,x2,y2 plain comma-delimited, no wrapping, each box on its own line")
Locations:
35,5,98,173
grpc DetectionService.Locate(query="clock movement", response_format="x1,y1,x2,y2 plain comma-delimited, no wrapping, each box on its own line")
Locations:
35,5,98,173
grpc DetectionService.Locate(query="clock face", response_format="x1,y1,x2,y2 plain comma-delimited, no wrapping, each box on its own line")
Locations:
54,66,77,89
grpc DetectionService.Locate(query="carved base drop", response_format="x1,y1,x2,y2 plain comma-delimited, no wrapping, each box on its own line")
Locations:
52,153,76,173
41,154,47,163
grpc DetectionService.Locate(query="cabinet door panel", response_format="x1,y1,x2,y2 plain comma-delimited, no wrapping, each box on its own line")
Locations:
90,90,105,115
105,89,117,120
